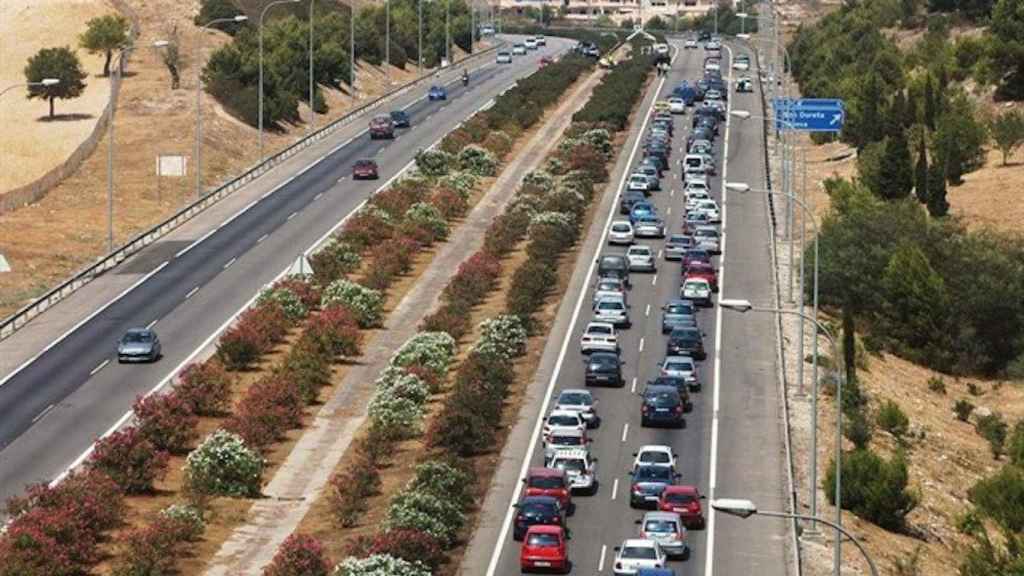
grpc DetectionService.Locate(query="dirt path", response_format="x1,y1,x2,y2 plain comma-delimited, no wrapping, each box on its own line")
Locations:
201,65,607,576
0,0,115,192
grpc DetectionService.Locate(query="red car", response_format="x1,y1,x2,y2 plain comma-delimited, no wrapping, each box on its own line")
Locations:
680,248,712,269
523,467,572,512
352,159,379,180
658,485,705,529
684,261,718,292
368,114,394,139
520,524,569,573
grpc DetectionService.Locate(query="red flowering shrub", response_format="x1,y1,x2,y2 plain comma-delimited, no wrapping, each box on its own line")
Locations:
88,426,169,494
363,237,419,290
429,186,469,220
568,142,609,183
372,180,428,220
309,241,361,287
328,446,380,527
273,277,322,310
0,518,74,576
340,210,393,250
462,115,490,142
6,470,123,531
420,305,472,341
278,340,331,405
444,251,501,308
439,128,474,154
216,324,263,371
483,210,529,257
302,305,362,358
113,521,184,576
506,259,558,330
482,131,513,159
246,301,291,341
396,219,437,247
133,392,198,454
263,533,331,576
343,528,445,571
176,360,233,416
225,375,303,449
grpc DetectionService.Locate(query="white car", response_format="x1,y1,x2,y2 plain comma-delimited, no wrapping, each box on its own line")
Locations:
594,295,631,328
524,37,538,50
668,97,686,114
554,388,598,424
628,174,651,193
695,200,721,223
689,139,713,155
626,245,656,272
580,322,619,355
549,448,598,494
704,61,721,74
659,355,699,384
632,445,677,472
684,178,710,195
685,191,712,210
496,50,512,64
512,43,526,55
543,409,586,439
609,220,635,245
684,38,698,49
693,225,721,252
681,278,713,306
544,428,589,463
612,539,667,575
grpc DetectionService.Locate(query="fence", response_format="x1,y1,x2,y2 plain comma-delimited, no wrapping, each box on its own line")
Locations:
0,42,503,341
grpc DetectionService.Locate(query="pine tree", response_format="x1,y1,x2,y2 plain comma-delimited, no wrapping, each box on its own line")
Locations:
924,74,937,130
905,95,919,128
926,162,949,217
887,91,907,138
877,130,914,200
915,133,929,203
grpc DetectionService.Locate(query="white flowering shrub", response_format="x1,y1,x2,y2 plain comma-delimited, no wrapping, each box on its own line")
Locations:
562,169,595,200
473,315,528,361
386,489,465,546
184,429,264,497
544,186,587,218
321,279,384,328
159,503,205,541
439,171,479,199
257,286,308,321
457,144,497,176
522,169,555,193
375,365,430,404
368,388,423,440
415,149,453,176
582,128,613,156
508,192,545,219
407,460,471,502
332,554,430,576
359,204,394,224
404,202,449,240
390,332,457,377
529,211,576,236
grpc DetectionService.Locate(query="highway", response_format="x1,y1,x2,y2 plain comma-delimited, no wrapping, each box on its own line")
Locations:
486,38,790,575
0,37,571,508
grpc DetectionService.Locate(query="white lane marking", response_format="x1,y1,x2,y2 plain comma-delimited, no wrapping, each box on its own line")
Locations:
671,188,676,197
705,41,736,576
483,47,673,576
287,211,298,221
223,257,237,270
184,286,199,300
667,206,672,216
261,190,273,199
638,337,645,353
611,478,619,501
658,249,663,259
598,544,608,571
337,176,347,183
314,192,323,201
257,233,269,244
175,229,216,258
631,377,638,394
0,260,169,390
652,274,658,286
89,359,110,376
645,304,651,317
145,318,158,330
621,423,630,443
32,404,55,424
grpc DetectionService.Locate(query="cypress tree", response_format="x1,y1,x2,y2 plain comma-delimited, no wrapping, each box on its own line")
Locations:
915,132,929,204
926,162,949,217
878,130,914,200
924,74,937,130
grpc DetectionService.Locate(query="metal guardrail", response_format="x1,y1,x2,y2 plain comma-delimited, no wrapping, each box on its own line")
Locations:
0,43,503,341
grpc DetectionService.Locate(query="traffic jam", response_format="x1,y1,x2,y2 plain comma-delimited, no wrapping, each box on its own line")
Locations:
516,37,733,575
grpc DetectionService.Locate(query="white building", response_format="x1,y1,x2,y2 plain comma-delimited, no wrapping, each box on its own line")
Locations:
505,0,715,23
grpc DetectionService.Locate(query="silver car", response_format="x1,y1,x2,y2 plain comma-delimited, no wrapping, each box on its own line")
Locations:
594,295,631,328
627,245,657,272
638,511,689,559
117,328,162,363
593,278,628,307
693,225,721,252
663,234,694,260
555,388,598,425
659,356,698,386
633,215,666,239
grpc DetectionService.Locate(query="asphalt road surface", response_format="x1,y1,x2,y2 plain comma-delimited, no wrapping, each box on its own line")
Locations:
487,38,790,576
0,37,571,509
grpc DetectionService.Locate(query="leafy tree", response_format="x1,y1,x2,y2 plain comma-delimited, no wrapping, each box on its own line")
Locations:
915,132,929,203
856,139,887,195
825,448,918,531
989,109,1024,165
194,0,248,36
977,412,1009,459
878,243,950,362
960,526,1024,576
23,46,87,118
969,464,1024,531
926,162,949,217
931,92,988,184
79,14,130,77
987,0,1024,100
157,25,182,89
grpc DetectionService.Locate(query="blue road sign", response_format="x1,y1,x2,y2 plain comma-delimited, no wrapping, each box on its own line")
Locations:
772,98,845,132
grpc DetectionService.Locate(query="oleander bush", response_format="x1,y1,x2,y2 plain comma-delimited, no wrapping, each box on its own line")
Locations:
580,128,613,157
372,180,430,221
368,387,424,441
364,237,419,291
263,533,331,576
414,149,453,177
407,459,471,504
278,340,332,404
420,305,472,340
386,489,465,547
438,171,478,199
321,280,384,328
132,392,198,454
522,169,555,193
225,374,304,449
217,319,268,371
506,259,558,328
527,211,578,261
404,202,449,242
342,529,444,572
473,315,529,361
439,128,474,155
274,275,322,310
332,554,431,576
258,285,309,322
483,210,530,256
112,519,188,576
429,185,469,220
442,251,502,309
566,141,610,183
329,440,380,527
311,240,362,287
184,429,264,498
88,426,169,494
457,144,497,176
573,45,653,130
375,365,430,403
302,304,363,358
390,332,457,378
341,206,394,251
159,503,205,542
482,130,513,159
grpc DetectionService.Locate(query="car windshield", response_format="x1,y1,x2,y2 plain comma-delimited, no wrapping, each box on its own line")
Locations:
612,224,631,232
548,414,579,427
529,476,565,489
550,435,582,446
696,229,718,238
553,458,585,472
666,492,696,504
600,257,625,269
640,451,671,464
665,360,694,372
636,467,673,482
685,281,708,291
646,391,679,407
644,519,678,533
622,546,658,559
629,248,651,256
666,304,691,314
527,533,560,547
597,301,624,311
522,501,554,514
559,392,592,405
596,282,621,292
588,325,612,335
590,354,617,367
122,331,152,343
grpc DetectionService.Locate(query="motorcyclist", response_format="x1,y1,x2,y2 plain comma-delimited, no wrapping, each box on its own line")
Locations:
461,69,469,86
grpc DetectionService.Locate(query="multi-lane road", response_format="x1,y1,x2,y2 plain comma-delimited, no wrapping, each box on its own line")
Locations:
0,37,571,508
483,38,791,575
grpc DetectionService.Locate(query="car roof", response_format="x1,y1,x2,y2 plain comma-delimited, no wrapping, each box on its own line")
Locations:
638,444,673,453
526,524,564,534
560,388,592,396
586,321,616,329
621,538,658,548
665,355,695,363
663,484,698,494
521,494,560,504
552,448,590,460
125,327,151,335
528,466,567,477
549,427,585,438
643,511,684,522
666,298,694,306
548,409,582,418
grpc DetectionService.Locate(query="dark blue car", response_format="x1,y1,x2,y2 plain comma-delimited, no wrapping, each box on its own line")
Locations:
428,85,447,100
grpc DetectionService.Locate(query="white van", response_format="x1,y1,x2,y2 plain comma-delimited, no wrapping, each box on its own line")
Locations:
683,154,708,174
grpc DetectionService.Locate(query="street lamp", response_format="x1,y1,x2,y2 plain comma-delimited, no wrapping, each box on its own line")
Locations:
106,47,132,253
195,14,249,197
737,12,748,35
0,78,60,97
259,0,301,162
718,299,846,571
712,498,878,576
418,0,424,73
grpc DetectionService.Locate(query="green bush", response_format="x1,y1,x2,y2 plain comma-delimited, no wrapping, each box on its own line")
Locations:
825,448,918,531
1008,421,1024,465
457,145,497,176
407,459,471,503
927,376,947,394
844,409,874,449
969,464,1024,531
976,412,1009,459
414,149,453,176
877,400,911,440
573,44,653,131
955,399,976,422
386,490,465,547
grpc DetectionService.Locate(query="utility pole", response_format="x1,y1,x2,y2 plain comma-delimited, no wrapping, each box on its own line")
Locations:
309,0,315,132
386,0,390,69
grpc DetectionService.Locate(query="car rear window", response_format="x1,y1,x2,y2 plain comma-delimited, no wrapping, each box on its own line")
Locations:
647,392,680,407
636,467,673,482
527,533,560,547
123,332,152,343
529,476,566,489
588,325,612,335
644,519,679,533
666,492,696,504
623,546,658,559
640,451,670,464
559,391,591,405
550,435,582,446
548,414,579,427
553,458,585,472
665,360,695,371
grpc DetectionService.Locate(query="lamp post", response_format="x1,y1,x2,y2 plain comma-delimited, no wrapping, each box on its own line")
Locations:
106,48,131,253
0,78,60,97
309,0,316,132
260,0,300,162
446,0,451,65
418,0,424,73
712,498,877,576
196,15,249,198
386,0,391,72
737,11,748,35
718,299,845,569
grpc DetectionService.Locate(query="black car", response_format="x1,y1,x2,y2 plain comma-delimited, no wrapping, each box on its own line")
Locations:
597,254,631,285
696,115,719,136
651,119,674,135
389,109,411,128
687,128,713,150
620,191,647,215
640,385,686,428
513,495,566,540
643,153,669,171
667,326,706,360
640,157,664,177
585,352,624,387
629,464,680,508
647,376,693,406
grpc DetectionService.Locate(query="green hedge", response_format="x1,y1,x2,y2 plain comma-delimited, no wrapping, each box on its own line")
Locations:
572,42,653,131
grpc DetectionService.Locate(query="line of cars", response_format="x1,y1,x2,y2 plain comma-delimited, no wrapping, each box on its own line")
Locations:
517,56,719,575
499,34,547,63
